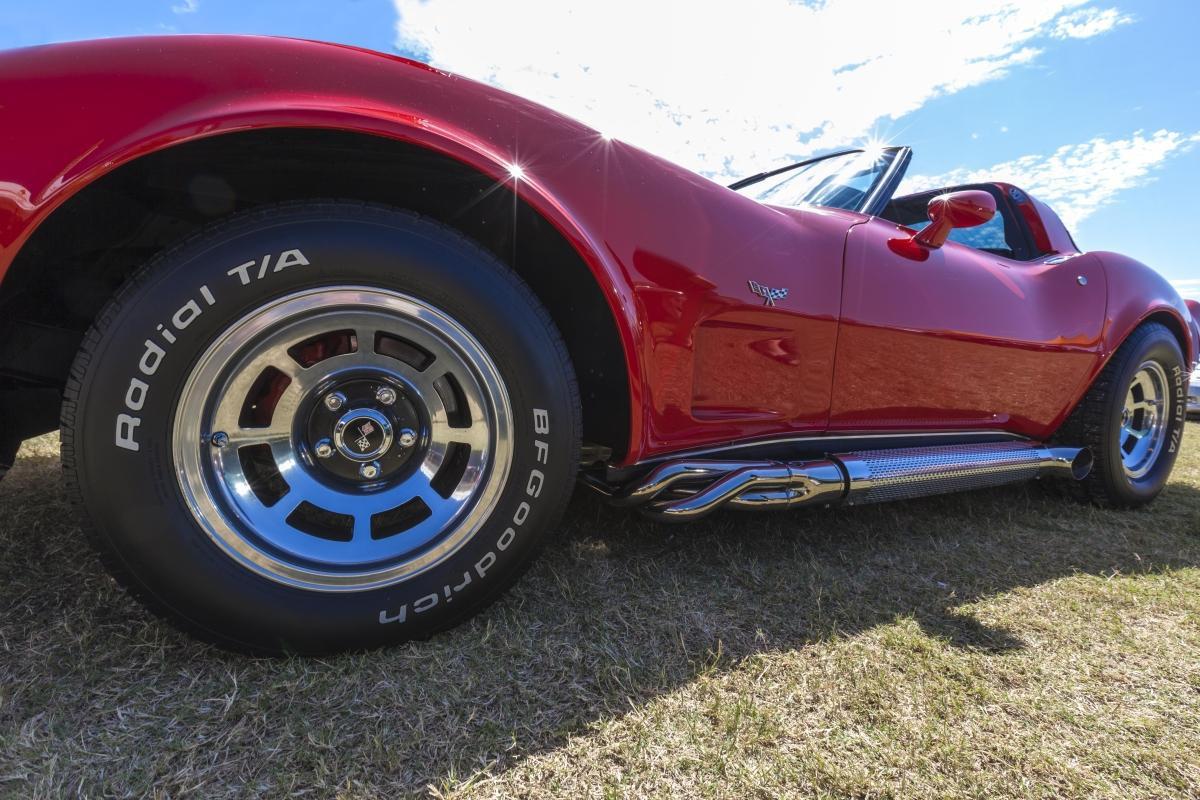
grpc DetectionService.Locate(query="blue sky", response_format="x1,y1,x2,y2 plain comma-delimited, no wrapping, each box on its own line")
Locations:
1,0,1196,295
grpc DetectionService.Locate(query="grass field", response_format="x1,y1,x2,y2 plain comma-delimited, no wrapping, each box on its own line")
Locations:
2,425,1199,798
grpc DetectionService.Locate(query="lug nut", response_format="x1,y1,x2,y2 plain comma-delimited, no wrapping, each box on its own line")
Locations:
398,428,417,448
375,386,397,406
314,439,334,459
359,462,381,480
210,431,230,448
324,391,347,411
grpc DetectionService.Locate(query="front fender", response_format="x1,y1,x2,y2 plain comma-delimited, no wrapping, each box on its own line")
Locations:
0,35,653,456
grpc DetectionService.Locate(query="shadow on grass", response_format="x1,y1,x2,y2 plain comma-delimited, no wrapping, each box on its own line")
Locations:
2,442,1200,795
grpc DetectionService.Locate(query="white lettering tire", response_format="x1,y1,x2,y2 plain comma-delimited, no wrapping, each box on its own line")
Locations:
61,202,580,654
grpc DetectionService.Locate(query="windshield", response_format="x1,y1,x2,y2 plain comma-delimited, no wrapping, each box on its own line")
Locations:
732,147,908,215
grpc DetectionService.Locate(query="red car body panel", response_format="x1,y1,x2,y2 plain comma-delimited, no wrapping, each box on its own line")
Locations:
0,36,1196,466
1098,251,1199,364
834,219,1106,439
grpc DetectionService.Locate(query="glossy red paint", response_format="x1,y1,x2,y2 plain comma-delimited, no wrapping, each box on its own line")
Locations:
888,189,997,260
835,217,1106,438
1187,300,1200,345
0,36,1194,465
0,36,854,465
1094,251,1199,366
628,200,854,452
914,190,997,249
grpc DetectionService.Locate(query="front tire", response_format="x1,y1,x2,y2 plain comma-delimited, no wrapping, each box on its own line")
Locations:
1056,321,1187,508
62,202,580,654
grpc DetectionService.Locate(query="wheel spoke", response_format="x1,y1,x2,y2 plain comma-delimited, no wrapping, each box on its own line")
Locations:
212,369,304,434
407,371,451,414
457,374,493,428
414,481,447,509
350,512,373,543
450,422,491,452
279,467,356,517
222,429,286,451
1131,372,1149,400
1124,426,1148,441
270,496,301,526
355,326,381,352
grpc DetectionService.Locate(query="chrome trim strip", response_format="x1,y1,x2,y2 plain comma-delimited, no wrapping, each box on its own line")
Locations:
627,430,1030,468
860,146,913,217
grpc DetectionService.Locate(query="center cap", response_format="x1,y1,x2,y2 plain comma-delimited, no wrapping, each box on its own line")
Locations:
333,408,394,462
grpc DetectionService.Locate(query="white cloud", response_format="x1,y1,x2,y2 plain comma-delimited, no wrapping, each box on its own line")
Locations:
394,1,1129,180
903,130,1200,230
1173,279,1200,302
1051,7,1132,38
172,0,199,14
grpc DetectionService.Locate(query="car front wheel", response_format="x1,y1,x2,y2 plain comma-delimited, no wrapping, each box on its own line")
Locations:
62,201,580,654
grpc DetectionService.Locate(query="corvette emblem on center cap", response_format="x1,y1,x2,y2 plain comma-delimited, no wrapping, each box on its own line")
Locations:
748,280,788,306
355,421,377,452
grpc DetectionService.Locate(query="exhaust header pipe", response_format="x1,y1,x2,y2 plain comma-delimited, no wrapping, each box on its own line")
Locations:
618,442,1092,522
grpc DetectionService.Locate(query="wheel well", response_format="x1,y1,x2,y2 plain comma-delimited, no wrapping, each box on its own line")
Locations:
1143,310,1192,365
0,128,630,460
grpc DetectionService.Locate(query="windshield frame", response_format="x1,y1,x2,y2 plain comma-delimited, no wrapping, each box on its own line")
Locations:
729,146,912,217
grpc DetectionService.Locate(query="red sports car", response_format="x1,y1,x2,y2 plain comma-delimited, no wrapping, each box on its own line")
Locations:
1,36,1196,653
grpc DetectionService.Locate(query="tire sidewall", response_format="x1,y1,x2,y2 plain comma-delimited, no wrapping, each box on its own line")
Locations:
1099,327,1186,503
73,205,577,652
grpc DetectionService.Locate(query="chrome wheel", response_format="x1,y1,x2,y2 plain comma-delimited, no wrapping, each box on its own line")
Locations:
1118,360,1168,480
173,287,513,591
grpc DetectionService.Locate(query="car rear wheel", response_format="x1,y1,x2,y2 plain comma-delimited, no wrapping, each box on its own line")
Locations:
1055,321,1187,508
62,201,580,653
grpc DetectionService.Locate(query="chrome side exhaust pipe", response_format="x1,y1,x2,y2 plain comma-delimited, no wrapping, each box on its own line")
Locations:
650,459,846,519
837,444,1092,507
612,460,769,507
618,442,1092,522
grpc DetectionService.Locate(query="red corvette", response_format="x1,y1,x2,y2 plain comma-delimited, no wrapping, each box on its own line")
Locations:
1,36,1196,653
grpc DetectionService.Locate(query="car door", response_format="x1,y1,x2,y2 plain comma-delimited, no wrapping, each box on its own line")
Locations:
830,187,1107,440
628,203,848,452
628,148,915,455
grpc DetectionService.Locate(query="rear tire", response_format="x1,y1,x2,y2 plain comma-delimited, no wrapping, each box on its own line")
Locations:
62,201,580,654
1054,321,1187,508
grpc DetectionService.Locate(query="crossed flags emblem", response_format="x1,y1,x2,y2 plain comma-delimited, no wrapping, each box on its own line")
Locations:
747,280,789,307
355,421,377,452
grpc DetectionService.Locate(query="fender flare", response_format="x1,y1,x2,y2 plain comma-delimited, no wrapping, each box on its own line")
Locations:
1094,251,1198,366
2,105,650,461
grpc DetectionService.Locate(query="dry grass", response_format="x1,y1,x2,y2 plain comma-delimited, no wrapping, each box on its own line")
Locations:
2,426,1199,799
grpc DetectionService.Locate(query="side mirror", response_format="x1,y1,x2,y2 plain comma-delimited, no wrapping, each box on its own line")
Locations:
913,190,996,249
